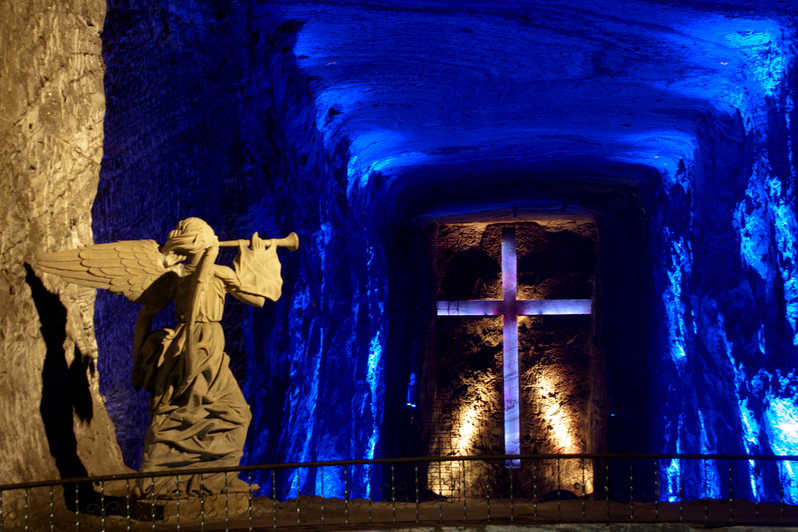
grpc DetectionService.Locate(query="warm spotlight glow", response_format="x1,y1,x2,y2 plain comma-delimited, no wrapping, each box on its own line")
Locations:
531,370,593,494
456,403,482,455
534,373,577,453
427,401,488,499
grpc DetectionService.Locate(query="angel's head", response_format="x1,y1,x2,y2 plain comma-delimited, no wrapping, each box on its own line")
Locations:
160,217,218,260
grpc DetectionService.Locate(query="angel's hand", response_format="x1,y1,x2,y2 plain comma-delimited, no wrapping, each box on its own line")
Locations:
250,232,272,251
203,242,220,262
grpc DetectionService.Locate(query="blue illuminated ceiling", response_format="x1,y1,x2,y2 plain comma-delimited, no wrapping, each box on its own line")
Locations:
276,0,794,194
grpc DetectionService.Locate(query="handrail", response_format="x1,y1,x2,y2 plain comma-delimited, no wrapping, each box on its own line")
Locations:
1,452,796,492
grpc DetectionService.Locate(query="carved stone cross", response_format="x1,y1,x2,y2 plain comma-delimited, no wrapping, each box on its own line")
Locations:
437,226,592,466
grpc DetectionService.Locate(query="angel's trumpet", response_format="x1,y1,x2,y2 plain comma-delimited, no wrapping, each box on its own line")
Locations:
219,232,299,252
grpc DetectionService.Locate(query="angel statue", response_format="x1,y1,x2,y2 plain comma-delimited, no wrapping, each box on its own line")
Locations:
35,217,298,495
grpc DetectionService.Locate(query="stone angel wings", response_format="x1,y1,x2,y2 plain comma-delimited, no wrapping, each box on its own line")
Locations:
33,227,298,306
34,239,179,305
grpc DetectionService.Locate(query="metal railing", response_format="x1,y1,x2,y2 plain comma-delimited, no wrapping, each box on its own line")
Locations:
1,453,797,530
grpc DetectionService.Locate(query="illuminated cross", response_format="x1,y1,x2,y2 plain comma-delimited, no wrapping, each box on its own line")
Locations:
437,226,592,467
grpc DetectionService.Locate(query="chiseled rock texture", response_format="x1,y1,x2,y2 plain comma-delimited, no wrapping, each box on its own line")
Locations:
0,0,125,505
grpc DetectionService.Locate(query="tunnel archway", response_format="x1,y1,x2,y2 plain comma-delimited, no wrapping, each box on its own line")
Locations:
377,163,655,498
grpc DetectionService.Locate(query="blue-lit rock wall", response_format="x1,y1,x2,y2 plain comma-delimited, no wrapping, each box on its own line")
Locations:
96,2,386,497
653,46,798,502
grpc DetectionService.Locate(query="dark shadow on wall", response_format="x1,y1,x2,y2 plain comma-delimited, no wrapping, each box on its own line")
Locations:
21,265,160,517
24,264,95,510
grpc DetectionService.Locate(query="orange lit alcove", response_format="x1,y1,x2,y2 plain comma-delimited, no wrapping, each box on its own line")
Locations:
417,217,603,499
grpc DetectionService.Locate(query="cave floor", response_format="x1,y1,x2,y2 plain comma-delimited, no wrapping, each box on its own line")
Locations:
17,496,798,530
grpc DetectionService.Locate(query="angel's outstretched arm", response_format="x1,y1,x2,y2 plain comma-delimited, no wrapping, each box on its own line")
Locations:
216,266,266,307
232,289,267,307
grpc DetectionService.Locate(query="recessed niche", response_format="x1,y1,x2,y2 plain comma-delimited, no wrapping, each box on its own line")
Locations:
418,217,602,498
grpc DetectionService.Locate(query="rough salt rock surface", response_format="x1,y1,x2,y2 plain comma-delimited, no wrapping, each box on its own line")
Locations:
0,0,125,515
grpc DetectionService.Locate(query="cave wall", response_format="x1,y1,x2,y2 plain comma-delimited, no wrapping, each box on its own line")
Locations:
0,0,125,512
652,52,798,501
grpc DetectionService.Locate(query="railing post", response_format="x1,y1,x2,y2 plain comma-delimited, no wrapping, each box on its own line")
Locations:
780,460,785,524
199,473,206,532
581,457,586,521
295,477,300,526
728,460,734,524
224,471,230,532
678,460,684,523
272,469,277,530
368,463,373,524
49,485,55,532
414,464,419,523
604,460,610,522
557,456,562,520
485,479,491,522
654,459,660,522
75,481,80,530
754,462,760,521
510,462,515,522
99,480,105,532
150,476,156,530
23,487,29,532
247,471,254,532
533,458,538,519
319,466,325,527
461,460,467,522
125,478,131,531
175,474,181,531
629,461,634,522
703,459,709,524
437,461,443,523
344,464,350,525
391,464,397,524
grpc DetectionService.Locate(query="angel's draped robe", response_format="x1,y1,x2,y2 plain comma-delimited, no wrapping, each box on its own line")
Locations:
134,246,281,494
